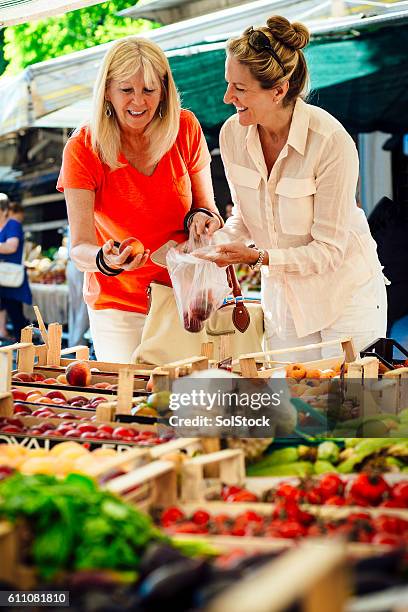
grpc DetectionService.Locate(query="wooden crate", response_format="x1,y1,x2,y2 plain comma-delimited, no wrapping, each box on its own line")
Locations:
205,540,349,612
236,338,358,378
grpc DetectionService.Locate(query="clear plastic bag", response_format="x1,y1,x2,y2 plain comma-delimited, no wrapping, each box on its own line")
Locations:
262,270,288,340
166,235,231,333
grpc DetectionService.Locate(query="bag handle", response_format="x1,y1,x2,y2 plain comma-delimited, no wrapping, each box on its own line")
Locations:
226,265,251,333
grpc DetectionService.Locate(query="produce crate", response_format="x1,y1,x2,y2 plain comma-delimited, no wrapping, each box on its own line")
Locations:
205,540,348,612
114,457,407,558
235,337,358,378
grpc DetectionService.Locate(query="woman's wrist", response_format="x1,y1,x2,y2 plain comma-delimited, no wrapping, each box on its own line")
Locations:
184,208,223,233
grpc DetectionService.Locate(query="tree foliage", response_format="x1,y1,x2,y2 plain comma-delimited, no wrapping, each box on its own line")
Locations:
2,1,159,76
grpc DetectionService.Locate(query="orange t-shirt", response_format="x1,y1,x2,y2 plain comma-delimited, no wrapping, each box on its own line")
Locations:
57,109,211,314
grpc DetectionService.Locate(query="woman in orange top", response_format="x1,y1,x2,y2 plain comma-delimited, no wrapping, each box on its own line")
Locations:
57,37,222,362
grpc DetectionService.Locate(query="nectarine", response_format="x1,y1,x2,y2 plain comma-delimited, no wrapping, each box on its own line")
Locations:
66,361,92,387
119,237,145,264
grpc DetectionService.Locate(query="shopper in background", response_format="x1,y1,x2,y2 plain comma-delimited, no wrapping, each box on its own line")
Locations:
57,37,222,362
196,15,387,361
0,193,32,342
66,227,90,348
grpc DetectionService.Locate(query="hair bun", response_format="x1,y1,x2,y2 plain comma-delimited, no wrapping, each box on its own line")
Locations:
266,15,310,51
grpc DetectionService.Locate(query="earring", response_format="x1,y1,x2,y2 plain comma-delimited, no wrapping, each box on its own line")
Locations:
158,104,163,119
105,101,112,117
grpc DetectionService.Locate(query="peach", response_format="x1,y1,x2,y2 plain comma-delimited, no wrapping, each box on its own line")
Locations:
56,374,68,385
92,382,111,389
26,392,43,402
13,372,33,383
32,373,46,382
66,361,92,387
43,378,58,384
118,237,145,264
50,398,67,405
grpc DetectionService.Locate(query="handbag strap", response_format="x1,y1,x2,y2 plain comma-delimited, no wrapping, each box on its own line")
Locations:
226,265,251,333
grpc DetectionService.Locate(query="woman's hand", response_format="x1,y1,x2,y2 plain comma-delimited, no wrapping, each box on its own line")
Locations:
189,212,221,239
193,241,259,268
102,239,150,271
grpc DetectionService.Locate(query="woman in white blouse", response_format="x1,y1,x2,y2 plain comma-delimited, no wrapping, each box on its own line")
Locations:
196,15,386,361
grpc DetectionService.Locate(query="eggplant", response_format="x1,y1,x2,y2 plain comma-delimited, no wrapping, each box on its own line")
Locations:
138,558,210,609
353,571,404,596
193,576,241,608
354,550,403,575
138,543,187,579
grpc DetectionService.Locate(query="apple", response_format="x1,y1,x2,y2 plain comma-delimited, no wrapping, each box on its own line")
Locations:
118,237,145,264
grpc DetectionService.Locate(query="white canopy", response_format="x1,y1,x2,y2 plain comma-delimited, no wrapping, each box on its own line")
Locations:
0,0,108,27
1,0,407,136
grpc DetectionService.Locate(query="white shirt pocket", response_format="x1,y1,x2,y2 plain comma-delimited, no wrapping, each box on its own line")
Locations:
276,177,316,235
228,163,263,227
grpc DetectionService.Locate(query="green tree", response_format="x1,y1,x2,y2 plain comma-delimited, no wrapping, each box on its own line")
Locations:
2,1,159,76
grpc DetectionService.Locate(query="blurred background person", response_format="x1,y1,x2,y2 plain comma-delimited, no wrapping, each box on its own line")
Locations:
66,227,90,348
0,193,32,342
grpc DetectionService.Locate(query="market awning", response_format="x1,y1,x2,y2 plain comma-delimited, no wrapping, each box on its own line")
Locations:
1,3,408,137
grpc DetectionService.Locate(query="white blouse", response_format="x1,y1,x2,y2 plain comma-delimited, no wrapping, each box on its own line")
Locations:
218,97,382,337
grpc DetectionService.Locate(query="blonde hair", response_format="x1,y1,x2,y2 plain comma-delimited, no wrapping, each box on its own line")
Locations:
87,37,181,170
227,15,310,106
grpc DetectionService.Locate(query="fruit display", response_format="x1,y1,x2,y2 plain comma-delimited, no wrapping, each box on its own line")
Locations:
246,439,408,476
158,501,408,546
25,243,68,285
218,473,408,509
0,416,167,445
12,361,132,390
0,442,139,477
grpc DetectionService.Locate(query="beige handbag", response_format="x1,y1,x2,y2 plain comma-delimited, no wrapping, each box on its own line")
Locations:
132,266,264,366
0,261,24,288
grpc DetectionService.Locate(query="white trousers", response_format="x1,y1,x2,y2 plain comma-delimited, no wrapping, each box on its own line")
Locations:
87,307,146,363
264,271,387,362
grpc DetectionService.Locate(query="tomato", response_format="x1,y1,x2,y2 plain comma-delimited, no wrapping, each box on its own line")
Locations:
375,515,407,535
391,482,408,508
160,506,185,527
372,533,401,547
306,489,323,505
277,521,307,539
275,483,304,503
318,474,345,501
172,522,206,534
324,495,346,506
349,473,391,505
228,490,259,503
192,510,210,525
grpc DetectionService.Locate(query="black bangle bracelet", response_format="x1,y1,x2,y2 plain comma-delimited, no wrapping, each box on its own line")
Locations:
96,248,123,276
183,208,216,233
